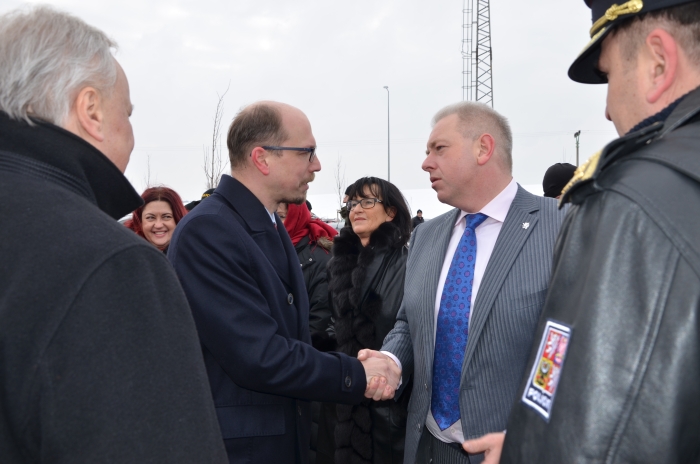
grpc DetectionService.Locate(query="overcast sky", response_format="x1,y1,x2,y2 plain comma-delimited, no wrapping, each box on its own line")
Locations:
1,0,618,213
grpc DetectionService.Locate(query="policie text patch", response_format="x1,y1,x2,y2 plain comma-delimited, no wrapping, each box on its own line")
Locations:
521,320,571,421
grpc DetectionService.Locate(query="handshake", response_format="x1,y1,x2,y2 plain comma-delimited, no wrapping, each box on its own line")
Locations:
358,349,402,401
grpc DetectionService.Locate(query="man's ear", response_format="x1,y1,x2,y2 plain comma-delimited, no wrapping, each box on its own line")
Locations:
250,146,271,175
475,133,496,166
67,86,105,143
645,28,678,104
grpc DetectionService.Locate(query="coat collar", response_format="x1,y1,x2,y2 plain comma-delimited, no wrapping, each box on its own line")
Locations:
215,175,276,233
659,85,700,137
215,175,296,289
0,111,141,219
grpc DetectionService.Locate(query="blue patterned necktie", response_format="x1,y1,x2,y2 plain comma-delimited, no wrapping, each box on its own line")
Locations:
431,212,488,430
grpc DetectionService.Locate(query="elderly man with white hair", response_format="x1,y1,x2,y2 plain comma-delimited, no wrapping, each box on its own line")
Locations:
0,7,227,463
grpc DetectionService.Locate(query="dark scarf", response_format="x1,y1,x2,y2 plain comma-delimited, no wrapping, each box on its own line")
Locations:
328,221,402,464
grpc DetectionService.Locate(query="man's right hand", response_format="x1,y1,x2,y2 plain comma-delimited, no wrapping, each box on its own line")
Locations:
357,349,401,401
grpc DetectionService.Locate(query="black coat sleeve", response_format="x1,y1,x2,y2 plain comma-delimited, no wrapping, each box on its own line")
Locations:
38,245,227,463
170,214,367,404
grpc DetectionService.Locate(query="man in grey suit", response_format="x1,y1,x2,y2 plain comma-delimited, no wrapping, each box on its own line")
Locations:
361,101,567,463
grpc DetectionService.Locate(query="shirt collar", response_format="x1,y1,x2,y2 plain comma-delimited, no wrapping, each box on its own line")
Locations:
454,178,517,226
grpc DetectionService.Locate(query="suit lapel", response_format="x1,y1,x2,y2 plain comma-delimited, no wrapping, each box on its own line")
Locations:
462,186,539,369
215,175,292,288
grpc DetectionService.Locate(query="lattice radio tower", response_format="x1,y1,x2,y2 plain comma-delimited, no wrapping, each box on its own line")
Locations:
462,0,493,107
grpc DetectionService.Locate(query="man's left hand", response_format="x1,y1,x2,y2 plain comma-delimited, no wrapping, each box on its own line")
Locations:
462,432,504,464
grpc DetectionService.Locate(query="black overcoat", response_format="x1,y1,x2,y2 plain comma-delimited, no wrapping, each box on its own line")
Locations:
0,113,227,462
168,175,367,464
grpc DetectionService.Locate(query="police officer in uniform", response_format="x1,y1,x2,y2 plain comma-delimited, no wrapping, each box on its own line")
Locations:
500,0,700,462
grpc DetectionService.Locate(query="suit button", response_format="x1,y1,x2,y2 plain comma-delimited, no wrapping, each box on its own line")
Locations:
298,405,302,416
425,383,428,391
287,293,294,305
417,423,421,432
345,376,352,388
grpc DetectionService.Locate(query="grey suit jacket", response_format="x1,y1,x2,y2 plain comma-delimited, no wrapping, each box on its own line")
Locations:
382,185,567,463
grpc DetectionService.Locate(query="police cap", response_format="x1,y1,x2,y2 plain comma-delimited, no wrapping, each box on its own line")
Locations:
569,0,698,84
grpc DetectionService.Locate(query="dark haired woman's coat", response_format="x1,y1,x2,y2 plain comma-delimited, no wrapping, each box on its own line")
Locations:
321,222,411,464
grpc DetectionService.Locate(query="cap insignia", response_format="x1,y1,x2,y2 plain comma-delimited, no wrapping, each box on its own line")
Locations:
590,0,643,37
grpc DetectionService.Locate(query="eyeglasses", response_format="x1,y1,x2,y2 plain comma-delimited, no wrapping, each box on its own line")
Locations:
261,146,317,162
347,198,384,210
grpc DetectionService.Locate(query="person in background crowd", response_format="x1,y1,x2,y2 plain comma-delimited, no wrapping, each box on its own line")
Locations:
503,0,700,462
542,162,577,199
125,186,188,253
338,185,352,228
362,101,568,464
185,187,215,211
0,6,227,463
281,201,337,350
320,176,412,464
168,101,399,464
279,201,338,464
411,209,425,229
305,199,320,219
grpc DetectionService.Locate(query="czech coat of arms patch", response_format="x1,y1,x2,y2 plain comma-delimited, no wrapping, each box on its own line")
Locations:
521,319,571,421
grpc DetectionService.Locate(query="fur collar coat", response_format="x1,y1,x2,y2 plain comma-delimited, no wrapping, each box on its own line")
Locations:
327,222,409,464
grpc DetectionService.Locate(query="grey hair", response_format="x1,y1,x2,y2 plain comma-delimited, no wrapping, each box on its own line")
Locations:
432,101,513,173
0,5,117,126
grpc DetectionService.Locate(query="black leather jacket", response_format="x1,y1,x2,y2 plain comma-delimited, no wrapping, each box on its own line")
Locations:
502,87,700,463
319,222,410,464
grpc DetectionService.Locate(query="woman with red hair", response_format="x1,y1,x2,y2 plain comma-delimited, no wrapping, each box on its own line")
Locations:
277,201,337,350
278,201,338,464
125,187,188,253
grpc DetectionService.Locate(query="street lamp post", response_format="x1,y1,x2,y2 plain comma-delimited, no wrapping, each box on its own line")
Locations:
384,86,390,182
574,130,581,166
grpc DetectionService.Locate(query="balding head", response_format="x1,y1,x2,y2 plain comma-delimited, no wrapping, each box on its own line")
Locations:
432,102,513,174
227,101,319,214
228,101,310,170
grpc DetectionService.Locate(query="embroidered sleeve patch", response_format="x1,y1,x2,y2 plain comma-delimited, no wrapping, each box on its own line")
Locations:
521,319,571,421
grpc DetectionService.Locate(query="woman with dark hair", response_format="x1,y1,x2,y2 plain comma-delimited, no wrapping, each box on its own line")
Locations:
321,176,412,464
125,187,188,253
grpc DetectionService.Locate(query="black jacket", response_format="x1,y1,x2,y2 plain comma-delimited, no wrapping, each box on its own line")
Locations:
411,216,424,229
321,222,410,464
502,87,700,463
296,237,334,352
0,113,227,462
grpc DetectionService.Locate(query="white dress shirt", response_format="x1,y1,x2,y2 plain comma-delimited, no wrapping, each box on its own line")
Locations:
384,178,517,444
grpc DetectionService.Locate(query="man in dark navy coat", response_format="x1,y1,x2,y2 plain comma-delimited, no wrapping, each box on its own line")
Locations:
168,101,400,464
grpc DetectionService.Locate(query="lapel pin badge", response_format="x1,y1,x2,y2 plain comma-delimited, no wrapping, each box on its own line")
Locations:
522,222,530,230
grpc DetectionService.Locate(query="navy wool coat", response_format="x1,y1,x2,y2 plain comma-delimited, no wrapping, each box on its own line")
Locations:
168,175,367,464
